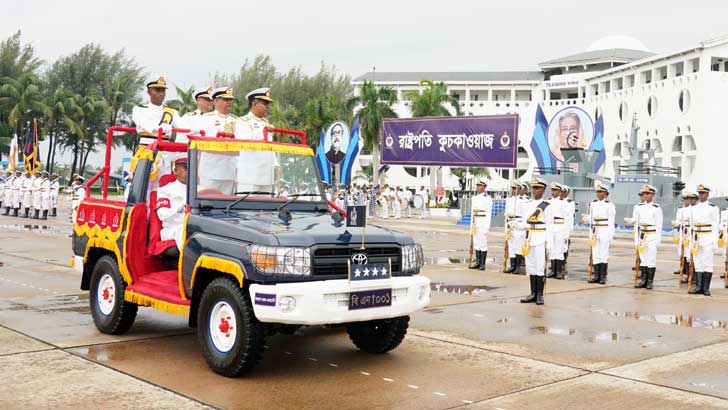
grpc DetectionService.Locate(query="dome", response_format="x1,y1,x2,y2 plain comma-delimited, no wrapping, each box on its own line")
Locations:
586,35,649,52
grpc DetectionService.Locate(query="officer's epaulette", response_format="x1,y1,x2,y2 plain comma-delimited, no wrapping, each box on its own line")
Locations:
592,199,597,202
567,198,573,202
137,103,147,108
651,203,660,208
604,200,610,203
709,203,717,207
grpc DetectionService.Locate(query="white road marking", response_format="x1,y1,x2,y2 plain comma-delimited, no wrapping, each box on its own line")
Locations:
461,399,474,404
473,313,485,318
407,385,419,390
360,371,370,376
434,392,446,397
383,377,394,382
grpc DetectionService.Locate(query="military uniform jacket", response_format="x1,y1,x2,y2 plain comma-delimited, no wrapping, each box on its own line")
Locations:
630,202,663,244
132,102,183,145
201,110,238,138
235,112,271,140
547,197,567,230
177,109,206,143
471,193,493,229
517,198,554,246
588,199,616,239
504,195,524,232
564,198,575,232
691,200,720,246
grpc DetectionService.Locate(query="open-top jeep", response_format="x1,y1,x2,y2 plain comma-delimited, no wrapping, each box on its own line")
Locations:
72,126,430,376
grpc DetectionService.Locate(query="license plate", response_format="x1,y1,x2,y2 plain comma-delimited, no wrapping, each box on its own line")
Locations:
348,289,392,310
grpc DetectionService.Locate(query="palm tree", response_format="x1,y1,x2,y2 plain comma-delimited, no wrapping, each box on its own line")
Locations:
347,81,397,183
43,87,83,173
0,74,48,138
407,79,465,196
166,85,196,116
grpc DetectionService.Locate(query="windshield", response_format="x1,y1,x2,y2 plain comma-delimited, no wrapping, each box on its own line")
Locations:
193,140,324,203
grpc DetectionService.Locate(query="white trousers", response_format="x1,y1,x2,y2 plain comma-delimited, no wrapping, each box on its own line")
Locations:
639,239,658,268
51,193,58,207
22,192,31,207
525,243,546,276
161,225,184,251
393,201,401,219
547,228,566,260
694,244,715,273
41,194,50,211
32,192,41,209
12,191,21,208
507,230,525,258
592,235,611,264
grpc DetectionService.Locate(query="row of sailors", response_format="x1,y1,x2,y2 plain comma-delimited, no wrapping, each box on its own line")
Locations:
0,170,60,219
500,180,576,280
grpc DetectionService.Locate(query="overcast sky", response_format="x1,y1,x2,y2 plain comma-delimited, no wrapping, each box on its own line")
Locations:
4,0,728,169
4,0,728,90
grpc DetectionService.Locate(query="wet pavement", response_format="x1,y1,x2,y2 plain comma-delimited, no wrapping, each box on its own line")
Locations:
1,205,728,409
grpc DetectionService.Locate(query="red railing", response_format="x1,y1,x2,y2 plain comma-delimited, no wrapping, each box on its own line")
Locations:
264,127,306,145
86,127,190,199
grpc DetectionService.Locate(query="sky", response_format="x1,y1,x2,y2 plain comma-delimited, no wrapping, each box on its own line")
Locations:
3,0,728,168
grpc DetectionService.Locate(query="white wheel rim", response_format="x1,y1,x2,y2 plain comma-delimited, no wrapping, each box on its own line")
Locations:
209,301,237,353
97,274,115,315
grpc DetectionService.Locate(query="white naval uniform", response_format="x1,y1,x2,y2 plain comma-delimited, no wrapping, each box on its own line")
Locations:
504,194,526,258
470,193,493,252
71,183,86,224
11,176,22,208
518,198,554,276
31,176,42,210
21,176,32,208
380,189,390,218
392,190,402,219
691,200,720,273
630,201,663,268
176,109,206,144
131,103,185,146
50,179,60,209
417,188,428,218
40,177,51,211
198,110,239,193
564,197,575,253
234,113,277,194
674,206,691,267
588,199,616,264
402,189,412,217
156,179,187,250
547,196,567,261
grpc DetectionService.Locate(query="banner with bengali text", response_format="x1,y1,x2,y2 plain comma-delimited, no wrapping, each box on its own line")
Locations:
380,115,519,167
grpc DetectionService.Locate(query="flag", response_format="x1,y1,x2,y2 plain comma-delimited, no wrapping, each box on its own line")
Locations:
529,105,554,173
8,132,18,172
340,118,360,185
315,128,332,185
23,119,42,173
590,113,605,173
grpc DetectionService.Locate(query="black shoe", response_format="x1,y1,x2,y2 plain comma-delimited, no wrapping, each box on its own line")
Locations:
536,276,545,305
41,210,48,220
469,251,481,269
720,273,725,279
504,258,516,273
514,255,524,275
588,263,600,283
520,275,537,303
12,208,19,217
635,267,648,288
51,208,57,217
2,207,9,215
689,271,703,294
545,260,556,278
645,268,655,289
31,209,39,219
702,272,712,296
478,251,487,271
554,260,564,280
600,263,608,285
21,208,29,218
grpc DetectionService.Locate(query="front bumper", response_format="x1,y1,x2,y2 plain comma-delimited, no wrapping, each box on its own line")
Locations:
249,275,430,325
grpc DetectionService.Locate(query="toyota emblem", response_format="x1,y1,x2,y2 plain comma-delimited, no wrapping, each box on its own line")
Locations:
351,253,368,265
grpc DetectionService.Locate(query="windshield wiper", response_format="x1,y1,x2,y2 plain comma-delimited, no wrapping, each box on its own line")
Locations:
276,193,322,212
224,191,274,214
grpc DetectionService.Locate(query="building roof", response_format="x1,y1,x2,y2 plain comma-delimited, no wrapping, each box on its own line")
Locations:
539,48,655,68
352,71,544,83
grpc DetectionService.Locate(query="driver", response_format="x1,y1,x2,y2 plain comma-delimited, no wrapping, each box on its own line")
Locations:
156,157,188,252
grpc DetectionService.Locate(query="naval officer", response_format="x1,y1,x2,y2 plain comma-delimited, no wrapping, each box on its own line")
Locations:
519,178,554,305
688,184,720,295
546,182,567,279
468,179,493,271
627,184,663,290
131,75,185,147
234,87,278,194
503,181,526,274
584,182,616,284
199,87,239,193
176,86,214,143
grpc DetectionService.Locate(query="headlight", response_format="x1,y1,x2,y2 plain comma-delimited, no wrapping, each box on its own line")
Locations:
249,245,311,275
401,244,424,273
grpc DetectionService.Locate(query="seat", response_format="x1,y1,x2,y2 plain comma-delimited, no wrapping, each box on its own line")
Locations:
148,174,179,256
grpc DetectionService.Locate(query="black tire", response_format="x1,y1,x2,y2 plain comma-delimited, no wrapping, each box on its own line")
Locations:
197,277,266,377
89,255,137,335
346,316,410,354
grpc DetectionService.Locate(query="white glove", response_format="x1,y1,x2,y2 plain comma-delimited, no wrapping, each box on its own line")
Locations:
177,204,186,213
160,123,173,134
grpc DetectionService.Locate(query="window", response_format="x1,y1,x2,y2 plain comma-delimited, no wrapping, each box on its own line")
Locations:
672,61,684,77
618,101,628,122
710,57,728,72
647,95,658,118
678,89,691,113
641,70,652,84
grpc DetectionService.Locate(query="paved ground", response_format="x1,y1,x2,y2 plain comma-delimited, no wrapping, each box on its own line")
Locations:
1,202,728,409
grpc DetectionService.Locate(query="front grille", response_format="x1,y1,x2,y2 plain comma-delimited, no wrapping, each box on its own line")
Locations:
313,245,402,277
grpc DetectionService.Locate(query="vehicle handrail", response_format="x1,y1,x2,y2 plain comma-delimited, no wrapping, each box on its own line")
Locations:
263,127,306,145
86,126,137,199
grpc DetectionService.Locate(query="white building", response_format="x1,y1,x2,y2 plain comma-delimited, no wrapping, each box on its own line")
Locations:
351,35,728,195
